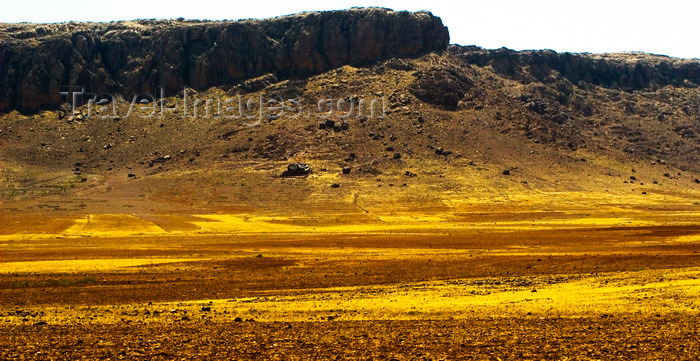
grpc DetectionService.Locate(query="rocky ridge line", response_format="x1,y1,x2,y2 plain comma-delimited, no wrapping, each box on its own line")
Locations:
0,8,450,113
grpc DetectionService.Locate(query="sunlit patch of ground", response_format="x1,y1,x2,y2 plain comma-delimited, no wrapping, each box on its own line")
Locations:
64,214,166,236
673,234,700,244
6,208,697,243
0,258,206,274
3,266,698,326
1,201,700,358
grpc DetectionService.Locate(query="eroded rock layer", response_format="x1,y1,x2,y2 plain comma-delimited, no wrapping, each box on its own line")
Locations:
0,8,449,113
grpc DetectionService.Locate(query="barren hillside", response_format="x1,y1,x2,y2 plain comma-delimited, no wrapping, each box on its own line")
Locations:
1,12,699,213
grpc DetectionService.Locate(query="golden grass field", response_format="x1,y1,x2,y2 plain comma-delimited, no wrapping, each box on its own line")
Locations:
2,186,700,358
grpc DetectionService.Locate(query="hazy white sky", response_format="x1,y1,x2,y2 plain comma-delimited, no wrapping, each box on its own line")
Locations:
2,0,699,59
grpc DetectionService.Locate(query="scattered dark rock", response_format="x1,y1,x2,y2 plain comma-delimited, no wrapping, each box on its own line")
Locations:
409,68,473,109
358,166,381,175
386,58,414,71
234,317,243,322
435,147,452,155
201,306,211,312
342,166,351,174
331,183,340,188
281,163,311,177
525,100,547,115
152,155,171,164
220,130,238,139
241,73,278,93
502,170,511,175
393,152,402,159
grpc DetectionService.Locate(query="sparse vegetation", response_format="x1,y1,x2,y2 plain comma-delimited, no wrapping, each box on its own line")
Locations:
12,277,97,288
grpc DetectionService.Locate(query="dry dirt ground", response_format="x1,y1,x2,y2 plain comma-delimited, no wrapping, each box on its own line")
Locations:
1,203,700,359
2,50,700,359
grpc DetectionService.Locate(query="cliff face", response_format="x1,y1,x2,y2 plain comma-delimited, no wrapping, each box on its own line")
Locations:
452,46,700,90
0,8,449,113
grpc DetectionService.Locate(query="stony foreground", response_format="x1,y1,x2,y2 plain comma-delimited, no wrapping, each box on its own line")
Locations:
2,318,699,360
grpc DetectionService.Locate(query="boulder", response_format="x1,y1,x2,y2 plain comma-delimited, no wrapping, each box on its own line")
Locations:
409,68,472,109
281,162,312,177
435,147,452,155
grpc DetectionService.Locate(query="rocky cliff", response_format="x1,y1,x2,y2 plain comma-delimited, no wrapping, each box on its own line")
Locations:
451,45,700,90
0,8,449,113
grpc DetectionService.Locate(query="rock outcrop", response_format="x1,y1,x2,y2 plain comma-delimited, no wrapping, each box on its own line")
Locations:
451,45,700,90
0,8,450,113
409,68,473,109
